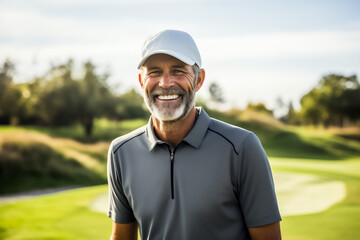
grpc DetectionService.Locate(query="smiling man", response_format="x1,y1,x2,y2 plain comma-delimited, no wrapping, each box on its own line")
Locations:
107,30,282,240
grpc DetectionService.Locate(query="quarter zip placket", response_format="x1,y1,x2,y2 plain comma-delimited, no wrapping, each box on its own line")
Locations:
168,146,177,200
170,151,175,199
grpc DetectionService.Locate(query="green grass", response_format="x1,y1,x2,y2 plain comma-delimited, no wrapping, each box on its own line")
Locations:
254,125,359,160
1,113,360,239
204,108,360,160
270,157,360,240
0,134,109,194
0,118,147,194
1,157,359,239
0,185,112,240
0,141,105,194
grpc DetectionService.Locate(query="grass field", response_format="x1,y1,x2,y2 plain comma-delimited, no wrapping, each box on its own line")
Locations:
0,186,112,240
0,119,147,193
1,157,359,240
271,158,360,240
0,115,359,239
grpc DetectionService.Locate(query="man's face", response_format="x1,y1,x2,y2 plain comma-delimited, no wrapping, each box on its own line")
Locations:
140,54,197,122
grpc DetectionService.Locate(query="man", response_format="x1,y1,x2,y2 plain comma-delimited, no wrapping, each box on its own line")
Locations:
107,30,282,240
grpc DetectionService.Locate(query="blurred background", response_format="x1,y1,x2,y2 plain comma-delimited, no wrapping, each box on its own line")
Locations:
0,0,359,239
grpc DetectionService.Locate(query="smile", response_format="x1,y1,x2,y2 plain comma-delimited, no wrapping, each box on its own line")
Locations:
156,95,180,100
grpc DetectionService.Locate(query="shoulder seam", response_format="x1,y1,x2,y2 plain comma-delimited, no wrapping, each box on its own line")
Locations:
208,128,240,155
113,131,146,154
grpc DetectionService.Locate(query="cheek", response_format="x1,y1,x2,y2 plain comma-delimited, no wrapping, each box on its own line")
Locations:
143,78,157,94
182,76,195,91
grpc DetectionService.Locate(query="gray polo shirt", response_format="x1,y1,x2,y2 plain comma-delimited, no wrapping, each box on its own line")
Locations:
107,108,281,240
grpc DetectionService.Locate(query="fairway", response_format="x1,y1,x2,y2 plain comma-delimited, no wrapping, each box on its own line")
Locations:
1,156,359,239
1,122,359,239
0,185,112,240
90,171,347,217
274,171,346,216
271,157,360,240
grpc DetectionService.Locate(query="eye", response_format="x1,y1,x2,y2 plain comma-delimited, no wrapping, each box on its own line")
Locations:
148,71,161,77
172,69,185,75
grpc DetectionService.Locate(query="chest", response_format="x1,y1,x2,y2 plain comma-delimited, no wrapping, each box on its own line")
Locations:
118,144,240,223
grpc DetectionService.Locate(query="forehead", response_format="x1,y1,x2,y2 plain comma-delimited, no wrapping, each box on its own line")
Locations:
143,54,189,69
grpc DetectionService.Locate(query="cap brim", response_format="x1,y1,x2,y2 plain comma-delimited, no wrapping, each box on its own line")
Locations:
137,50,196,69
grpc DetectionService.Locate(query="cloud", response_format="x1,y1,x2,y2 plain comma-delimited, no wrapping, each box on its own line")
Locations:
199,31,360,61
0,5,143,42
1,0,359,110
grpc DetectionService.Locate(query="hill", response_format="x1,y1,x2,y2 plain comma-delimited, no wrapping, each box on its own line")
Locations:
1,112,359,194
207,108,360,160
0,119,147,194
0,132,106,194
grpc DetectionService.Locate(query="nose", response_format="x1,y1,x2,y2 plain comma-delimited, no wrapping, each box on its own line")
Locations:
158,72,174,89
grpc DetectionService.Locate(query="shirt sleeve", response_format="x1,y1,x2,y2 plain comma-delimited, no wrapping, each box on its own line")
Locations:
107,142,136,223
238,132,282,228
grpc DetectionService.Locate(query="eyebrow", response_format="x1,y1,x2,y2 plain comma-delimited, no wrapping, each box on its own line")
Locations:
146,65,187,71
147,66,161,71
172,65,187,69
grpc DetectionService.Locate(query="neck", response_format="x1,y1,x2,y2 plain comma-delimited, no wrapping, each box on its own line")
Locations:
152,107,198,147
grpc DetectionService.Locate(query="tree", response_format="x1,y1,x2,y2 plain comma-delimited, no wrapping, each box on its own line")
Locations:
284,101,299,125
35,60,115,137
246,102,273,116
300,74,360,126
115,89,149,120
338,88,360,121
17,78,47,124
39,60,81,125
209,82,225,103
77,61,114,136
299,88,329,125
0,60,22,124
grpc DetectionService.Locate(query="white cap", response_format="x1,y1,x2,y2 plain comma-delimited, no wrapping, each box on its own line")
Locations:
137,30,202,69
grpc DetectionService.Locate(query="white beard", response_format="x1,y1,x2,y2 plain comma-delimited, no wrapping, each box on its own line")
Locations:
144,88,196,122
150,97,193,121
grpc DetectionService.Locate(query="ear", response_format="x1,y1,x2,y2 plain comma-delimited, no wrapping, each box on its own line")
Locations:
195,69,205,92
138,73,144,88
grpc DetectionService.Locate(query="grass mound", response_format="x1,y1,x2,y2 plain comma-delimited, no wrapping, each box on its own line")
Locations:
0,118,147,194
0,141,105,194
1,114,359,195
206,108,360,160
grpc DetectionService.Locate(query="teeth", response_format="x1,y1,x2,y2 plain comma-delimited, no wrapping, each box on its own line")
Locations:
157,95,180,100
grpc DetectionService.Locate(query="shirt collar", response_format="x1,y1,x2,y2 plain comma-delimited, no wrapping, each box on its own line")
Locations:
145,107,211,151
182,107,210,148
145,117,162,151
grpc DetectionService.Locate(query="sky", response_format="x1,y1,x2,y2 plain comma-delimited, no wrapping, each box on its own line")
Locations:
1,0,360,115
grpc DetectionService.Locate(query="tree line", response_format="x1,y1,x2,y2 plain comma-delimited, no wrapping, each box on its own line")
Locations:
1,59,359,136
279,74,360,127
205,74,360,128
0,59,148,136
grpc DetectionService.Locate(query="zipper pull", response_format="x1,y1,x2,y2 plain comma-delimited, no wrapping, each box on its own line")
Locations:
170,152,174,161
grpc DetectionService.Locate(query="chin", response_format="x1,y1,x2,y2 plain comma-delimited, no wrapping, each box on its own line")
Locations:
145,91,196,122
152,104,186,122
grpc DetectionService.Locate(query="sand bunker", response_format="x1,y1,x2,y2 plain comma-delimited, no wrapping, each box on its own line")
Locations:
91,192,108,213
91,172,347,217
273,172,346,216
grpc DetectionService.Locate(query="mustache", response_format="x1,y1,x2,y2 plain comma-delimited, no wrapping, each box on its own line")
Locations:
150,87,185,97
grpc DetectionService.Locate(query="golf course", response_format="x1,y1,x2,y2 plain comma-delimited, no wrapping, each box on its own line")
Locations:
0,115,359,240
